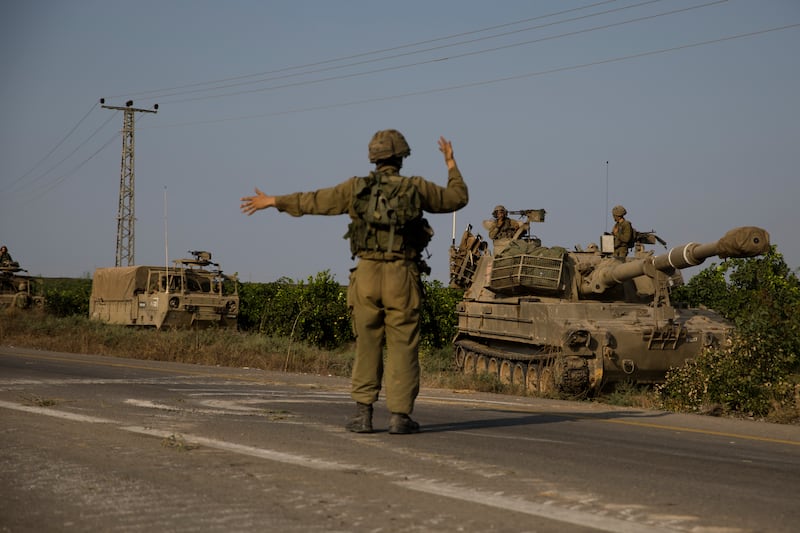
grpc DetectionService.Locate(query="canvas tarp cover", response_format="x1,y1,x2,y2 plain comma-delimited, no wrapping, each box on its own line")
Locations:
91,266,154,300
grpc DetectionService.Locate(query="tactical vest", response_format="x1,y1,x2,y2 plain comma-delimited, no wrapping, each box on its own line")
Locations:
344,171,433,258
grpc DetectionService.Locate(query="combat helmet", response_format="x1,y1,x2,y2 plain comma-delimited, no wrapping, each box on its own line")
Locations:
612,205,627,217
368,129,411,163
492,205,507,218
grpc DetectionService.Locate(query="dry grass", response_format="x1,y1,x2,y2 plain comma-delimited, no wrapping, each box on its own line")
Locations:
595,380,663,410
0,311,508,394
0,311,354,376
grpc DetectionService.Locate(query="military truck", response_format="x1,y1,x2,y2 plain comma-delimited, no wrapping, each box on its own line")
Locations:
89,251,239,329
0,262,45,311
449,210,770,396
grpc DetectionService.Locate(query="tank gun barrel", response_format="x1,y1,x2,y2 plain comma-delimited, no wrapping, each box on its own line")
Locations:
581,226,770,295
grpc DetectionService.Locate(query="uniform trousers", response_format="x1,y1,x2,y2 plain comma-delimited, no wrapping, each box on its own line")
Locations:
347,258,422,414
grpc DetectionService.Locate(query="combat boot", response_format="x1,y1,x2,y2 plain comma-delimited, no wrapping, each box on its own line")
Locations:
388,413,420,434
345,402,373,433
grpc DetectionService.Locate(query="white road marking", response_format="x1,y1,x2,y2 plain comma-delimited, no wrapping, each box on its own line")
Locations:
0,400,114,424
121,426,357,471
397,478,678,533
0,399,697,532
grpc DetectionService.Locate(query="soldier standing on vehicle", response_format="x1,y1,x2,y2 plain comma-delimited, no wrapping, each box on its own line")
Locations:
240,130,468,434
0,245,14,267
611,205,634,258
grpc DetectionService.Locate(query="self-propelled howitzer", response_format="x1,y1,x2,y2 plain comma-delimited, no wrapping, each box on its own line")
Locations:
450,221,770,396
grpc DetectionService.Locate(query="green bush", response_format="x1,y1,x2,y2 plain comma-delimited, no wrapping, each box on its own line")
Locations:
238,272,463,352
420,279,463,350
238,271,353,350
43,277,92,317
664,246,800,418
237,277,290,333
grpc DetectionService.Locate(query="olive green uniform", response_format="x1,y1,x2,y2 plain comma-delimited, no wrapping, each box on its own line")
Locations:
274,163,468,414
489,218,519,240
613,219,634,258
0,250,13,267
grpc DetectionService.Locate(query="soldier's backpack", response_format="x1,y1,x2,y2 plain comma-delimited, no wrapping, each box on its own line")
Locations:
345,171,433,257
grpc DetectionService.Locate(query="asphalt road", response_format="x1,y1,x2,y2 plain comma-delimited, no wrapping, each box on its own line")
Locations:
1,346,799,533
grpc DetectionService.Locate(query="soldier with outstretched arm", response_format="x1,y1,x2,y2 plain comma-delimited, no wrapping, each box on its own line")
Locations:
240,131,468,434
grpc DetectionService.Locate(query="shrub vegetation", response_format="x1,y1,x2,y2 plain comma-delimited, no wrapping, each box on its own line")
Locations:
664,247,800,422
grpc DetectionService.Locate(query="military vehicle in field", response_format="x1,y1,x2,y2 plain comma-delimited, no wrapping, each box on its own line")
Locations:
89,251,239,329
0,262,45,311
449,210,770,396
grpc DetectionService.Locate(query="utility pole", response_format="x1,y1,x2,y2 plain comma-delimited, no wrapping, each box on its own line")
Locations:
101,98,158,266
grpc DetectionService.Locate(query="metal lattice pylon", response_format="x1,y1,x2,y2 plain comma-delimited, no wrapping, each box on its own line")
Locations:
102,100,157,266
116,108,135,266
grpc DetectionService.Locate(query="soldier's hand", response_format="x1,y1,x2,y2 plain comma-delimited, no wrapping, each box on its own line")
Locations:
438,136,456,169
240,187,276,215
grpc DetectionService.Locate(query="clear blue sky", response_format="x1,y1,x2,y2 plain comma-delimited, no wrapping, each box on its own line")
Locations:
2,0,798,284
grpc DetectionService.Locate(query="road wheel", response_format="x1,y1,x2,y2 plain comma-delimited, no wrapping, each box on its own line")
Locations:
511,363,526,388
454,345,466,369
487,357,500,378
463,352,476,374
539,364,557,396
499,360,513,384
525,363,539,394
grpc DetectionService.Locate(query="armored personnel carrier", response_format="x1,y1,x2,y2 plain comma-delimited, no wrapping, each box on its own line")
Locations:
449,211,770,396
89,251,239,329
0,262,45,311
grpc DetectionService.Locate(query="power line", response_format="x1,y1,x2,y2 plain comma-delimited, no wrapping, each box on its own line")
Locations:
20,132,120,207
6,111,118,196
9,0,728,185
145,0,722,105
8,3,633,191
2,101,99,194
147,23,800,130
12,3,790,197
134,0,673,104
112,0,620,101
20,112,159,206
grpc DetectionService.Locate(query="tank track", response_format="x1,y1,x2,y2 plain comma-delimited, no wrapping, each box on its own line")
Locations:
454,338,590,397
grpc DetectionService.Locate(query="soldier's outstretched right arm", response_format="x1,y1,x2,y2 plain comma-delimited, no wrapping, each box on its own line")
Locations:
240,188,277,216
240,180,353,218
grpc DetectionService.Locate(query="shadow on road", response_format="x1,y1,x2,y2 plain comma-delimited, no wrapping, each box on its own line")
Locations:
418,407,670,433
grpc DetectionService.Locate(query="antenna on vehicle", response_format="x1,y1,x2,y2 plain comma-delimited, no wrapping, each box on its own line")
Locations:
164,185,170,294
604,161,609,233
451,212,456,247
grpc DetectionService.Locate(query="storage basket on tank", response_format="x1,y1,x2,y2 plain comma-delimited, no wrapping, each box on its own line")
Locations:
489,248,565,295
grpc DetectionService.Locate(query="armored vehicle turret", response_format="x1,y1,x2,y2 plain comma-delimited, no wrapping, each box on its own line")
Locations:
89,250,239,329
0,262,45,311
449,210,770,396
